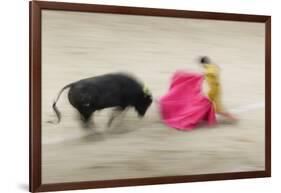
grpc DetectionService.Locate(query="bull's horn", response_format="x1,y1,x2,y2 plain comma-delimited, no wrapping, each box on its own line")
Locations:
143,84,151,96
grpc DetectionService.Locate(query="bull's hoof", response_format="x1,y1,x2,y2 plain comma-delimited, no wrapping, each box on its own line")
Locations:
80,120,95,130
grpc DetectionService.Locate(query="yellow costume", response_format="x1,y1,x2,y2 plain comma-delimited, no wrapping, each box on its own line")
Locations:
204,64,224,113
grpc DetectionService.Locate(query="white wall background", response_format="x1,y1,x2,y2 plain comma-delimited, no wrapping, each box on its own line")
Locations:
0,0,280,192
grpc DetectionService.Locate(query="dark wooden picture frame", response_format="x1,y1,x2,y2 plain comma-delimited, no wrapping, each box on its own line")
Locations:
30,1,271,192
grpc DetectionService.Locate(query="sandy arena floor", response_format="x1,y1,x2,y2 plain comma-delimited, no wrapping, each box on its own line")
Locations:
41,10,265,184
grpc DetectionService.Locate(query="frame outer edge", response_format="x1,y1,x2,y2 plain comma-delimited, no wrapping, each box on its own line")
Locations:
265,16,271,177
29,1,31,191
29,1,272,192
30,1,42,192
35,1,269,22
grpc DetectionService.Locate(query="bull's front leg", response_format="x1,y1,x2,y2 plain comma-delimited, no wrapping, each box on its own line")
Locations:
107,107,125,128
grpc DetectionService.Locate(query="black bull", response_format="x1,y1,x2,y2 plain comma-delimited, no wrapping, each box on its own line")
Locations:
52,73,153,126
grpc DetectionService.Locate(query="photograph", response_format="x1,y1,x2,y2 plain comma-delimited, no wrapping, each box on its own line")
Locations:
39,8,267,185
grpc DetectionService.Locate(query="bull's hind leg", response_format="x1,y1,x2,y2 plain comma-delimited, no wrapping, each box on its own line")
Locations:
78,108,95,129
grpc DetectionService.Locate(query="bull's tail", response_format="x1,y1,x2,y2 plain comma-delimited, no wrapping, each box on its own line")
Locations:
51,83,73,124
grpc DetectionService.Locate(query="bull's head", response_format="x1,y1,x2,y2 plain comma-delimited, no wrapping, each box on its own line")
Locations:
135,86,152,117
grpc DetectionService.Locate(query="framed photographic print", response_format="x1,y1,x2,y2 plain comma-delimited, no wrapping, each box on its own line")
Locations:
30,1,271,192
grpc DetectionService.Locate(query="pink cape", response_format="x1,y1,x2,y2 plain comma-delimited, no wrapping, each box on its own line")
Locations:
159,71,216,130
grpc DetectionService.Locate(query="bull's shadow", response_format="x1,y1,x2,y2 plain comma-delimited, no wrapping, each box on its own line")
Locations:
45,108,154,144
103,108,151,134
79,108,152,142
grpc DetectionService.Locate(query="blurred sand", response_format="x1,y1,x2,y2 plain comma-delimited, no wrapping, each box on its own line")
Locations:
41,10,265,183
